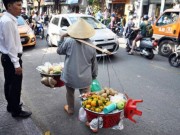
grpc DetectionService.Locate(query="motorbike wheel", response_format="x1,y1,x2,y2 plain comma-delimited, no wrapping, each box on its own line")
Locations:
145,49,154,59
158,40,175,57
39,29,44,39
168,53,180,67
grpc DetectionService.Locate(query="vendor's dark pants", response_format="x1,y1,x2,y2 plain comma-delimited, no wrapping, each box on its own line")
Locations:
1,54,22,114
66,85,90,113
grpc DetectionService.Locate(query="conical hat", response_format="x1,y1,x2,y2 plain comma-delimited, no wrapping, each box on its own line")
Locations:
67,18,95,39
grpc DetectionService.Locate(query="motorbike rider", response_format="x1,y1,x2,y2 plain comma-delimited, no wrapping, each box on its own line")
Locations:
32,11,41,31
124,16,136,38
128,15,150,55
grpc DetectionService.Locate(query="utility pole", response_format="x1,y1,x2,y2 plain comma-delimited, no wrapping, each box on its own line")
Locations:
137,0,143,26
160,0,166,15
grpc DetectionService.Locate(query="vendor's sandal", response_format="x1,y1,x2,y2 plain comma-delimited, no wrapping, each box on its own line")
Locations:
128,52,134,55
64,105,73,115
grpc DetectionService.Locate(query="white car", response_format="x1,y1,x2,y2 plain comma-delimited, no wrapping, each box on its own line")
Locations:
46,14,119,56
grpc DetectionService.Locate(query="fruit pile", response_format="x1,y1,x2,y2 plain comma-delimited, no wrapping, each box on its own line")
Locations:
36,62,63,75
81,87,124,113
82,94,111,113
48,65,62,75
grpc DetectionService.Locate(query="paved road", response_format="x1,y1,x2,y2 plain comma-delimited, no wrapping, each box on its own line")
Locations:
1,37,180,135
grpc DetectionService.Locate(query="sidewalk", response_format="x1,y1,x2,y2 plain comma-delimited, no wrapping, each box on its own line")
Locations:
0,64,43,135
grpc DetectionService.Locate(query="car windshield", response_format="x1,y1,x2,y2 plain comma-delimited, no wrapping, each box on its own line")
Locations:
69,16,105,29
17,16,25,26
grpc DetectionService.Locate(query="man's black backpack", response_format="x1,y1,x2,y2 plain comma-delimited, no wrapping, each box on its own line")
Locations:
146,24,153,37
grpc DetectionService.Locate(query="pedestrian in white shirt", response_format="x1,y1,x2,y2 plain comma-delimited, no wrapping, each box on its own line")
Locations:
0,0,32,118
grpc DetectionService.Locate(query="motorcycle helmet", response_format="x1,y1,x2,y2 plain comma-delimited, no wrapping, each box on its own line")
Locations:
143,15,149,20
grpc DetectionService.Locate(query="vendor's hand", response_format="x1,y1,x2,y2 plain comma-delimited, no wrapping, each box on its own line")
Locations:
15,67,22,75
60,33,69,41
102,48,112,55
61,33,69,38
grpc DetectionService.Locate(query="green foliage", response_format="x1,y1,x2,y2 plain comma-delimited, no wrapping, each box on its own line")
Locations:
88,0,93,5
92,0,100,14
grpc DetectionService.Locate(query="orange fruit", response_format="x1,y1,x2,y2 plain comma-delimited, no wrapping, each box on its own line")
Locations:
86,104,91,109
95,108,100,113
90,107,95,111
97,100,103,106
91,100,97,107
99,106,104,110
87,99,92,105
106,101,111,106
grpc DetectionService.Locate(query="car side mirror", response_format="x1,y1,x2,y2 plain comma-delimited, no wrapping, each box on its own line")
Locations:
61,26,68,31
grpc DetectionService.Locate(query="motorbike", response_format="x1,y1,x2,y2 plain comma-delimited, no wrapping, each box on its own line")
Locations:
114,22,123,37
168,44,180,67
34,22,44,39
126,29,157,60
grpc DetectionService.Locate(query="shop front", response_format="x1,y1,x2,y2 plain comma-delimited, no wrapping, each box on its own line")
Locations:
106,0,129,17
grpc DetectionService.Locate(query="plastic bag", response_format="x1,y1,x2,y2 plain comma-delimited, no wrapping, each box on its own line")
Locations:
89,117,103,131
112,119,124,130
78,107,87,122
90,79,102,92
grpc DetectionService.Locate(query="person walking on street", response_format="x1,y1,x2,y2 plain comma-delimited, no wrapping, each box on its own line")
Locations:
57,18,98,115
0,0,32,118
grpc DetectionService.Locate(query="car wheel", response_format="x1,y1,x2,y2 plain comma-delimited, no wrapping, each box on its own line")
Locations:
158,40,175,57
46,35,52,47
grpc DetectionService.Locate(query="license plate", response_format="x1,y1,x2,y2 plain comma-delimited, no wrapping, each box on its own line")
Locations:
21,38,25,42
102,45,114,49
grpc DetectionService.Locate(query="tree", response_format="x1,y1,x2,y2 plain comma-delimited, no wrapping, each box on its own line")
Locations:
92,0,100,14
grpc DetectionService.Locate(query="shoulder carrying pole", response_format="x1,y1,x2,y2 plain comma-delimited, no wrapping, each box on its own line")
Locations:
52,33,112,55
76,39,112,55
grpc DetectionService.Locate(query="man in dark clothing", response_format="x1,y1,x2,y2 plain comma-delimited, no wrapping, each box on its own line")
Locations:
128,15,149,55
0,0,32,118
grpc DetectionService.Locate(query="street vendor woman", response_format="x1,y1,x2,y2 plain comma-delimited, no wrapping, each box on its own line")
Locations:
57,18,98,115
